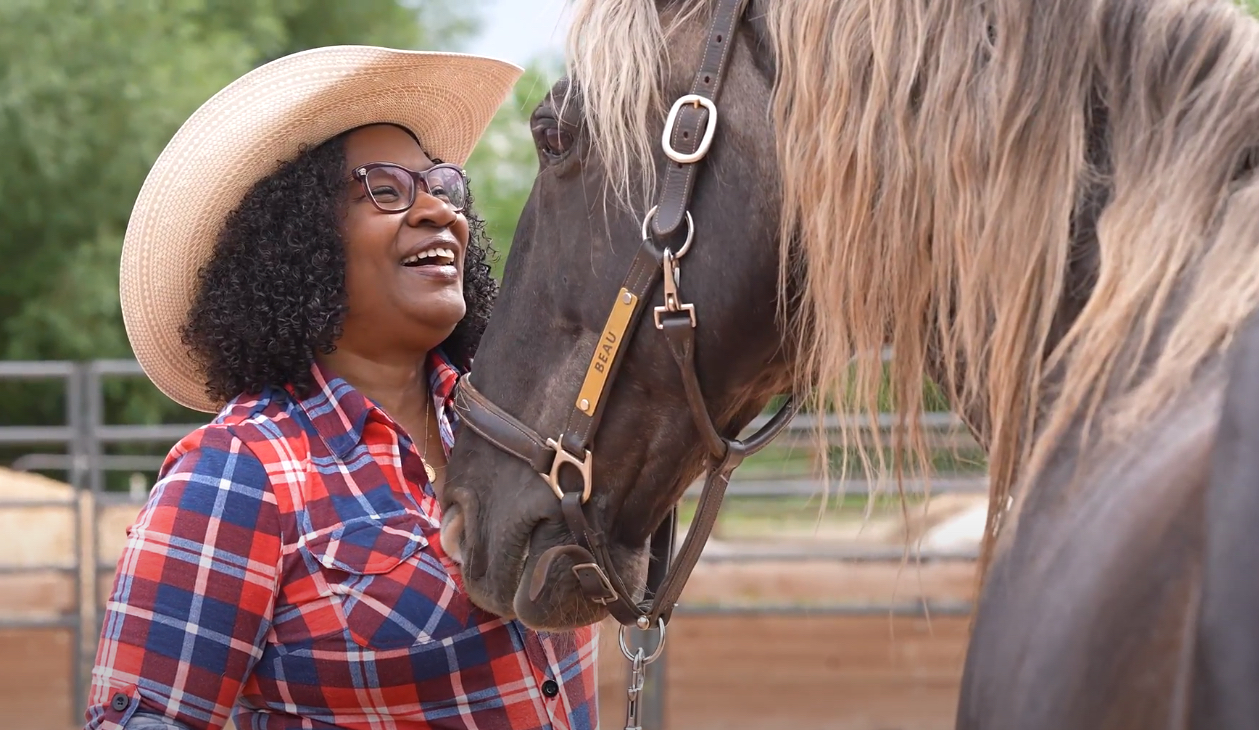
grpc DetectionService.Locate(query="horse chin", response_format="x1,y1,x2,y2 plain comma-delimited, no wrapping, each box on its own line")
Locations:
456,559,527,624
508,531,650,632
442,483,652,630
509,553,608,631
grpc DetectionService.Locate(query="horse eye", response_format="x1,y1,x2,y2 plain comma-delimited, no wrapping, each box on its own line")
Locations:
538,124,573,159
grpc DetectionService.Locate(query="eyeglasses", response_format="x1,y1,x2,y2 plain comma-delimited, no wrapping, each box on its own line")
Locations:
351,162,469,213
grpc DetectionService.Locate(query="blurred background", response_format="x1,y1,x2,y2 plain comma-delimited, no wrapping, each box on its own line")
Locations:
2,1,1254,728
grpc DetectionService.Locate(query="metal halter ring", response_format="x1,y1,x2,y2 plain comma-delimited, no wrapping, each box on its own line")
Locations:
640,206,695,258
618,617,667,664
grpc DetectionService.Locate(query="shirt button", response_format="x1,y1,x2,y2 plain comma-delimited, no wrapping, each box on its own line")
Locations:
541,679,560,698
110,692,129,711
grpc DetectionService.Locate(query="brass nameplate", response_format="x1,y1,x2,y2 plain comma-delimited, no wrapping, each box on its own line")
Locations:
576,289,638,416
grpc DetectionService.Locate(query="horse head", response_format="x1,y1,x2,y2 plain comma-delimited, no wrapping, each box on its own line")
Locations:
439,1,795,630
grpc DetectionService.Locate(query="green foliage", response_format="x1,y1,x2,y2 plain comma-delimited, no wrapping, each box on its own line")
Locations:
0,0,483,430
0,0,261,361
464,56,561,277
263,0,483,60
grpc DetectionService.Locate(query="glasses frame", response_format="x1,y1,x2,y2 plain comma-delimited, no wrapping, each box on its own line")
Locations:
351,161,470,213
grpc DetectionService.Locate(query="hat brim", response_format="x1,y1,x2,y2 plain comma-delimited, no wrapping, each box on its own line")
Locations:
120,46,523,413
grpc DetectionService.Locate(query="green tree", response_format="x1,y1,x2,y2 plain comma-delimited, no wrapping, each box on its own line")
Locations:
262,0,482,61
0,0,482,431
464,56,561,277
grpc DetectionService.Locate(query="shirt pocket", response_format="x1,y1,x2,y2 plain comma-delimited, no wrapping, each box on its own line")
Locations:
302,512,456,651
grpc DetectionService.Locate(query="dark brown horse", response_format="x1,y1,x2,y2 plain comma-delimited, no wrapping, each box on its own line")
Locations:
439,0,1259,727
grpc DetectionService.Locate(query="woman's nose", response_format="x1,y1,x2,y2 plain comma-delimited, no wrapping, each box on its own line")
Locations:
405,189,460,229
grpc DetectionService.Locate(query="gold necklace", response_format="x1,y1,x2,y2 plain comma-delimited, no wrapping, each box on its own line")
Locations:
421,395,437,484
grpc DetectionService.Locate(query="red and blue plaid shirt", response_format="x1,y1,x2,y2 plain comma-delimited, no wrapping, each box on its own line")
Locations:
85,351,600,730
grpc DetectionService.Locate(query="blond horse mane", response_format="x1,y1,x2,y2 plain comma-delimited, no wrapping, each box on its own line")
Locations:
565,0,1259,570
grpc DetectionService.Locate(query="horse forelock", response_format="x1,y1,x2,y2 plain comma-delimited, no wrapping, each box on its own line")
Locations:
566,0,1259,568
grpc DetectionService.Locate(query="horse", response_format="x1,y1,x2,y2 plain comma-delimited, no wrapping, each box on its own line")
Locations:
438,0,1259,726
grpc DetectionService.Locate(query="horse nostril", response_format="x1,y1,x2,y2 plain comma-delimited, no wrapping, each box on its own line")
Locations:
440,503,466,565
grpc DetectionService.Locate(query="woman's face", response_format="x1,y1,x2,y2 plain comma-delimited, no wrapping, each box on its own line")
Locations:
337,124,470,358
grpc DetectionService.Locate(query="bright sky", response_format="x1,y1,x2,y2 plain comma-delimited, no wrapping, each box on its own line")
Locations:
464,0,572,67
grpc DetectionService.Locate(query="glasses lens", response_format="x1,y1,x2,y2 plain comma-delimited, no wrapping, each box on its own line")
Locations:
364,166,415,212
422,166,467,211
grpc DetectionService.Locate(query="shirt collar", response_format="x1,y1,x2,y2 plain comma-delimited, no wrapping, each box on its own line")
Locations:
289,349,464,459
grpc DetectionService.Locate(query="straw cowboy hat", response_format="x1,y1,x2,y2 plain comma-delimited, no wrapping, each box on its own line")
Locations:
119,45,522,413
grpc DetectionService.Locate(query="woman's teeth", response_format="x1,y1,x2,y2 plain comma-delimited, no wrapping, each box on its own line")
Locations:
401,247,455,266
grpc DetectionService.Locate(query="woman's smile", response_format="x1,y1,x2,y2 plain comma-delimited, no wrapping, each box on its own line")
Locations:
398,230,463,284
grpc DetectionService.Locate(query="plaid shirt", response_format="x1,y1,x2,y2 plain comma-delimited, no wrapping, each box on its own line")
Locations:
85,351,600,730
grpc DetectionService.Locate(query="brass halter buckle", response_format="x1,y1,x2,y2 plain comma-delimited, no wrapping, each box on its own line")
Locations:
542,436,593,503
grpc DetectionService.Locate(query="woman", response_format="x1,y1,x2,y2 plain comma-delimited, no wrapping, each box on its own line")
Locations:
87,46,599,730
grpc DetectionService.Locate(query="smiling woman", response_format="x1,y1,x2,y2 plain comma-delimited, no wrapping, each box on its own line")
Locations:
85,46,601,730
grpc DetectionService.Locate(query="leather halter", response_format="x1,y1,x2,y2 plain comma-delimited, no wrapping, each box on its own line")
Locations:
454,0,798,629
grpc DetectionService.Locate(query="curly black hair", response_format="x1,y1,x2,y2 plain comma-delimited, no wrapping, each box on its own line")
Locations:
181,129,498,406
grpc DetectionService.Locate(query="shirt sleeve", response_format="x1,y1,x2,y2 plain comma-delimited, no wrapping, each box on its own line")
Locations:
84,425,283,730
